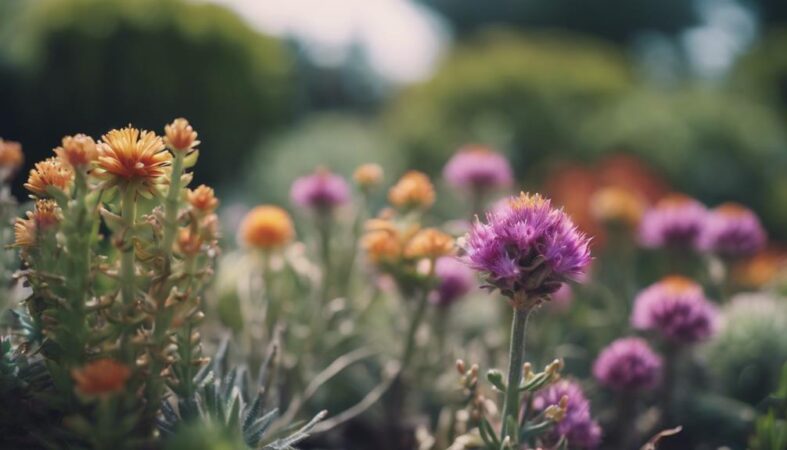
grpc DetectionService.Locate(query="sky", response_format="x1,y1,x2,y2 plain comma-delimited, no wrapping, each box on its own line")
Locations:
199,0,448,84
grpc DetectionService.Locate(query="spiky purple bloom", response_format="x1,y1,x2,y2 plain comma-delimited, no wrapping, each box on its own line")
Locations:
462,193,591,300
631,276,718,344
290,168,350,212
443,145,513,191
532,380,602,449
593,337,662,392
639,194,707,250
700,203,766,258
431,256,475,307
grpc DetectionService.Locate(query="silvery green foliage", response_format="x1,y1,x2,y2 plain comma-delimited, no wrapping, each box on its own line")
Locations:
159,338,325,450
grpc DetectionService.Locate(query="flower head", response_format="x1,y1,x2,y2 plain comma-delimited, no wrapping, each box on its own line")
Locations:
463,192,591,302
593,337,662,392
362,219,406,264
532,380,601,449
0,138,24,177
631,276,718,344
404,228,455,260
177,227,203,256
638,194,707,249
95,126,171,195
188,185,219,213
443,145,513,191
164,118,199,153
72,359,131,396
14,200,61,247
24,157,73,197
240,205,294,250
700,203,766,258
589,186,645,228
54,134,98,168
353,163,384,189
290,168,350,212
388,171,435,211
431,256,475,307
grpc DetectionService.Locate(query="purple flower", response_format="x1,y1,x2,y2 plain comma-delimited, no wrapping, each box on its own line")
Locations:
532,380,602,449
700,203,766,258
431,256,475,307
639,194,707,250
631,276,718,344
593,337,662,392
290,168,350,212
462,193,591,300
443,145,513,191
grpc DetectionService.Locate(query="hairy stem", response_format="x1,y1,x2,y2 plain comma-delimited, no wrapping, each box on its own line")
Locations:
161,151,184,262
501,305,532,441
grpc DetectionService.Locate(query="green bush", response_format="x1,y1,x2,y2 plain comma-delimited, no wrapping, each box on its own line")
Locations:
734,29,787,111
384,29,633,178
0,0,292,184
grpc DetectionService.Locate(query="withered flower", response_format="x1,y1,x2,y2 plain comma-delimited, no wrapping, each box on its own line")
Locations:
71,359,131,396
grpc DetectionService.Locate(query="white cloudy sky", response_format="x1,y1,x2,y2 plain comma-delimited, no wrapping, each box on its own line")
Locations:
198,0,448,83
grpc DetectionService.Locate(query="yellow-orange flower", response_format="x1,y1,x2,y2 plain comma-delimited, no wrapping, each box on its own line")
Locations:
353,163,383,189
589,186,645,228
71,359,131,396
362,219,403,263
404,228,455,259
96,126,171,194
733,248,787,288
388,171,435,210
24,157,73,197
14,200,62,247
239,205,294,249
0,138,24,174
164,118,199,153
54,134,98,168
188,185,219,213
177,227,203,256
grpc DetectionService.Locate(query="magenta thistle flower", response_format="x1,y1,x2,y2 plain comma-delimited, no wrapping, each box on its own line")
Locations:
639,194,707,250
462,193,591,301
631,276,718,344
700,203,766,258
290,168,350,212
532,380,602,449
443,145,513,191
431,256,475,307
593,337,662,392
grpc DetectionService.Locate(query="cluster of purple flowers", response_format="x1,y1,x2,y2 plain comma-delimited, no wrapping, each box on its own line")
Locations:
290,168,350,213
532,380,602,449
631,276,718,344
463,193,591,300
443,145,513,192
431,256,475,307
593,337,662,392
638,195,766,258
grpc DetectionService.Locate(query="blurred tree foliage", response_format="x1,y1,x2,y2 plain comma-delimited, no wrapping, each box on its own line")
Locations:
420,0,699,43
734,29,787,112
581,87,787,235
0,0,292,184
384,30,634,179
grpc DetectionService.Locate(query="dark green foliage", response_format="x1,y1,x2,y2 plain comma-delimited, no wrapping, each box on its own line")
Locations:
750,364,787,450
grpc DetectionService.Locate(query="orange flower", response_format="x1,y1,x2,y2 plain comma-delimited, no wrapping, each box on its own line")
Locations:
54,134,98,168
164,118,199,153
0,138,24,174
177,227,203,256
24,157,73,197
353,163,383,189
15,200,62,247
362,219,403,263
404,228,455,259
733,247,787,288
95,126,171,195
388,171,435,210
72,359,131,396
239,205,294,249
188,185,219,213
590,186,645,228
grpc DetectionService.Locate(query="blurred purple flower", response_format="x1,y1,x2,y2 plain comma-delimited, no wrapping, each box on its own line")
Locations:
443,145,513,191
631,276,717,344
593,337,662,392
639,194,707,250
431,256,475,307
462,192,591,300
700,202,766,258
290,168,350,212
532,380,602,449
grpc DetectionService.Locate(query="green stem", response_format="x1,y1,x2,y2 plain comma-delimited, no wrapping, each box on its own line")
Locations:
120,188,137,306
161,152,184,261
317,216,333,305
501,305,532,441
401,289,429,371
